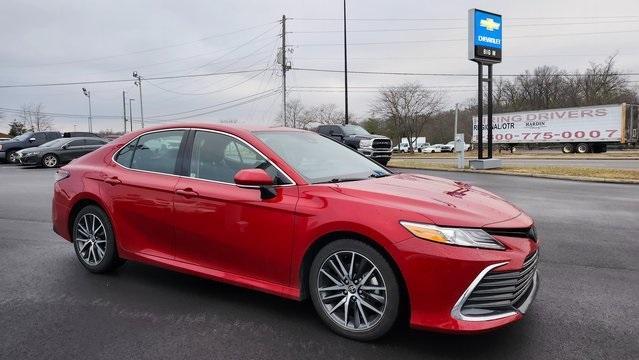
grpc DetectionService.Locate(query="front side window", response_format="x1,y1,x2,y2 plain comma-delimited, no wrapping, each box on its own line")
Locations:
115,130,185,174
254,131,390,184
189,131,289,184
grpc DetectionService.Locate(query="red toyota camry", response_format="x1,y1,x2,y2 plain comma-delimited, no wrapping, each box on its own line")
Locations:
52,124,539,340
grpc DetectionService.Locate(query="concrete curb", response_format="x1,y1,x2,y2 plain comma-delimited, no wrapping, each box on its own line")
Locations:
389,166,639,185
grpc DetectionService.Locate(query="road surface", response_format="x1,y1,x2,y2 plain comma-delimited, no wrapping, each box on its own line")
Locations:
1,164,637,359
406,158,639,169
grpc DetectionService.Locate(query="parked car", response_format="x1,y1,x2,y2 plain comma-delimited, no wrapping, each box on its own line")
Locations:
0,131,62,163
421,144,445,153
63,131,101,138
315,124,392,165
416,143,432,152
446,140,471,152
16,137,108,168
52,124,539,341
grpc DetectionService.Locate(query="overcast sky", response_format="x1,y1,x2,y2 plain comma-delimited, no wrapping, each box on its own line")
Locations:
1,0,639,133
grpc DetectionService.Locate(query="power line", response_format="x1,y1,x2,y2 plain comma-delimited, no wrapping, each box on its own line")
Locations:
294,28,639,47
1,21,279,68
290,15,639,21
145,89,281,123
0,69,270,89
291,67,639,77
289,20,639,34
145,88,280,119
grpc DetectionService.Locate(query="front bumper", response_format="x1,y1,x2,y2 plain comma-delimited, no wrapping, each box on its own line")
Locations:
358,148,392,160
17,153,42,165
391,234,539,333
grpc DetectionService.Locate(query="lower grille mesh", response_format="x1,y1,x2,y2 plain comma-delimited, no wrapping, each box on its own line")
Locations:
462,251,538,314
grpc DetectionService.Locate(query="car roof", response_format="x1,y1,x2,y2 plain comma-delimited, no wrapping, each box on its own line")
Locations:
128,123,305,137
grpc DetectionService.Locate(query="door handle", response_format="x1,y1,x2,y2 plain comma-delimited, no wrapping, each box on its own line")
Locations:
176,188,199,198
104,176,122,186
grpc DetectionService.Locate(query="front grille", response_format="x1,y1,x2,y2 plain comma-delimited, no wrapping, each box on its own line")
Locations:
372,138,392,150
485,225,537,241
461,251,538,315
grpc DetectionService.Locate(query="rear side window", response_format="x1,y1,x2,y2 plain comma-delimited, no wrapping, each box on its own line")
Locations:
68,140,85,147
124,130,185,174
115,141,137,167
86,139,106,146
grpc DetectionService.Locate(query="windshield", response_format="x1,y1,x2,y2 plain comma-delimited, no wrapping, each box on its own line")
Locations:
254,131,391,184
39,138,69,148
342,125,370,136
12,132,33,142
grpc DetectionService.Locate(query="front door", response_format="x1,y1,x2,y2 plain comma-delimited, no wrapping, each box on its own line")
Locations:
172,130,298,286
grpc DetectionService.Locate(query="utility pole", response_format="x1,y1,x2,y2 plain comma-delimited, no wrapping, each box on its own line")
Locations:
343,0,349,124
122,91,127,133
129,99,135,132
454,103,459,136
281,15,288,127
82,88,93,132
133,72,144,128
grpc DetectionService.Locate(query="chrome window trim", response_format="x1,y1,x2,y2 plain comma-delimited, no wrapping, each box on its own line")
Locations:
111,127,297,187
450,261,519,322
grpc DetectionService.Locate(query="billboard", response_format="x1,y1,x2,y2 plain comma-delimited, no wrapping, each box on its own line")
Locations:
471,105,623,144
468,9,502,63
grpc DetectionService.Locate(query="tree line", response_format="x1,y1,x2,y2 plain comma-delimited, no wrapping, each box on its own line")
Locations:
279,57,638,151
2,103,55,136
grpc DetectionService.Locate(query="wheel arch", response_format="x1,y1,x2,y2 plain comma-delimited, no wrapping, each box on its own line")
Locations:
298,231,410,320
67,197,109,241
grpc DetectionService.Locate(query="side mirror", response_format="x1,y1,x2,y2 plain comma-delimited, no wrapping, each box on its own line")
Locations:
29,137,36,142
234,169,276,199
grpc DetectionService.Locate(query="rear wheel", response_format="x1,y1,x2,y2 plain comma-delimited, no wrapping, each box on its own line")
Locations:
72,205,125,273
562,143,574,154
41,154,58,168
309,239,400,341
576,143,590,154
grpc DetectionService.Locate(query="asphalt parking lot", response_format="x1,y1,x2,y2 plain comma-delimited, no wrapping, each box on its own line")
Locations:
403,158,639,169
1,163,637,360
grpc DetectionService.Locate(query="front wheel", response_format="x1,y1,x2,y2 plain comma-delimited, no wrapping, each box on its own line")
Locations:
41,154,59,168
73,205,125,273
377,158,389,166
309,239,400,341
7,150,18,164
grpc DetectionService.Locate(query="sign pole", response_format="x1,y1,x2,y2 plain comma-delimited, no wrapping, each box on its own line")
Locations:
477,62,483,160
487,63,493,159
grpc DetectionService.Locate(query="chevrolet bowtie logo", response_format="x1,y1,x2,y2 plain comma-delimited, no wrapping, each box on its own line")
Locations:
480,18,500,31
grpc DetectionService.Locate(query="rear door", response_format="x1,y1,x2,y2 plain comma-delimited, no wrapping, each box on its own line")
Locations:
100,129,187,259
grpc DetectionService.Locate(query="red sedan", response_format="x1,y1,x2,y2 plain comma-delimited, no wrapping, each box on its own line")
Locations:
52,124,539,340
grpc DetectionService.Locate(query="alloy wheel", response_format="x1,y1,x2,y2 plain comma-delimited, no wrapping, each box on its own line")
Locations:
8,152,17,163
316,251,387,331
75,213,107,266
43,155,57,168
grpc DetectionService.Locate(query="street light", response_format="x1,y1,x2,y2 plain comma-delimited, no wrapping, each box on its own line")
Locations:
129,98,135,132
133,72,144,128
81,87,93,132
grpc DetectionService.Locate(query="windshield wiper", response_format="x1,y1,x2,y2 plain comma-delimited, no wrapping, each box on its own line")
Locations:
316,177,367,184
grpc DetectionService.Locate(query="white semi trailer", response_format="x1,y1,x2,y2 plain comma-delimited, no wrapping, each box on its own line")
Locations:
472,104,638,153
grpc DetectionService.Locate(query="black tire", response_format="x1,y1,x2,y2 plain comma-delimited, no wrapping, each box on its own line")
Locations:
576,143,590,154
72,205,125,273
561,143,574,154
6,150,18,164
309,239,400,341
377,159,389,166
41,153,59,168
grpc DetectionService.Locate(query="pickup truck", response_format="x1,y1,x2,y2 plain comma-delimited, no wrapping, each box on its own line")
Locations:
315,124,393,165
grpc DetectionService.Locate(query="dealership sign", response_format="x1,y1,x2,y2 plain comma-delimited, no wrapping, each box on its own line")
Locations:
472,105,623,143
468,9,502,63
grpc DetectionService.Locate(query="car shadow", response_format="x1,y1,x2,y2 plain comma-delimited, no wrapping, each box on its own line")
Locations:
89,260,537,359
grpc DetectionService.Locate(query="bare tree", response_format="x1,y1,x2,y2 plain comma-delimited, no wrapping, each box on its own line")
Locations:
371,82,445,151
276,99,306,128
19,103,54,131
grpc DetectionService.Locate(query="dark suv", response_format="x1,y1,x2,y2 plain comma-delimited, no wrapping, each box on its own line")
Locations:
0,131,61,163
315,124,392,165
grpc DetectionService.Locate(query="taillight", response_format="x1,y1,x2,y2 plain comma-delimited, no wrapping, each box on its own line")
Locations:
55,169,70,182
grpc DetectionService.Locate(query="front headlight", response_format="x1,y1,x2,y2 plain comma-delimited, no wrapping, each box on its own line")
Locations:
400,221,505,250
359,139,373,148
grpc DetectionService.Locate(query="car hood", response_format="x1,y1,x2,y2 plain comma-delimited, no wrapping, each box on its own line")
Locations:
346,134,389,141
331,173,531,228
